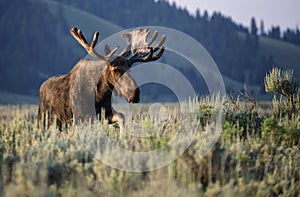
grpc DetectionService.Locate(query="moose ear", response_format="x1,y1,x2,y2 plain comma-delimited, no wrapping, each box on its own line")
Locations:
104,45,111,56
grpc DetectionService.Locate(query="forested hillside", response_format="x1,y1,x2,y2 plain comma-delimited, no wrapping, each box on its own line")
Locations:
0,0,299,98
54,0,300,85
0,0,76,94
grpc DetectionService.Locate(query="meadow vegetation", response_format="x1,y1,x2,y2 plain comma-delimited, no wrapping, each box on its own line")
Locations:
0,68,299,196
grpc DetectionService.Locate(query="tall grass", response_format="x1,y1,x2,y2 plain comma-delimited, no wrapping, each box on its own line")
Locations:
0,94,299,196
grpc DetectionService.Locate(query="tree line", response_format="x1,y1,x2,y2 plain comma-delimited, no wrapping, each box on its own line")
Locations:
0,0,298,98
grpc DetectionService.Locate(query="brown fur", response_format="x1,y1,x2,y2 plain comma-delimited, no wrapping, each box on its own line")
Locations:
38,27,165,130
38,58,139,130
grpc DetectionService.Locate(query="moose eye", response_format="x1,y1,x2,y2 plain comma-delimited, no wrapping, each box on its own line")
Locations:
114,69,123,76
111,63,118,68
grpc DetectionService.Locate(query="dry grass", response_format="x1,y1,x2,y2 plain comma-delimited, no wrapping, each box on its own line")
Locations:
0,96,299,196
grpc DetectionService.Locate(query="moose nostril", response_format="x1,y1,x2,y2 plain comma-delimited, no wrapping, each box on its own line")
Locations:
132,89,140,103
126,88,140,103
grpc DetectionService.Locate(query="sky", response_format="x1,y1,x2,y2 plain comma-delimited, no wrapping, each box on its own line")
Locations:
169,0,300,31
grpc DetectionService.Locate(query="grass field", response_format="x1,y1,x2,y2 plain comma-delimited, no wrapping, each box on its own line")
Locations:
0,95,299,197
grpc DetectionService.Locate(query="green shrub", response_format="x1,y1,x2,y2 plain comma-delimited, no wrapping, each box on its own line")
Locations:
264,68,297,99
262,116,300,145
262,117,285,144
264,67,299,116
222,120,242,139
198,103,213,129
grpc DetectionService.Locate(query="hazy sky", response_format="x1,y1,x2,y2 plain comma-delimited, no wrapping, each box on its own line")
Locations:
169,0,300,31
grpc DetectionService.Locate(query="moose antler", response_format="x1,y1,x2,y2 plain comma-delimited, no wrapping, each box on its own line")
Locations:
121,28,166,64
70,27,119,61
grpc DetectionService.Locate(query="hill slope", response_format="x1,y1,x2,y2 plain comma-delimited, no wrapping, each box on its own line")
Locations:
46,1,296,96
258,36,300,79
0,0,299,103
43,0,123,38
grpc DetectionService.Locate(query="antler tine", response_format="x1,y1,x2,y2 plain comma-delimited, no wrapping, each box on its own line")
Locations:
71,28,88,48
91,31,99,48
70,27,107,61
118,43,132,57
77,29,89,46
151,46,165,60
106,46,120,60
147,31,158,46
121,33,131,45
134,46,164,62
153,34,166,52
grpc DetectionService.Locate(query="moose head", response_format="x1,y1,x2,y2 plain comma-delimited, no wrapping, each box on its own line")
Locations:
71,27,165,104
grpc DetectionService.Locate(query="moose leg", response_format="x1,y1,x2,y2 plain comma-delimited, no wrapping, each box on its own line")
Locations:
37,104,44,129
37,102,49,130
111,112,125,129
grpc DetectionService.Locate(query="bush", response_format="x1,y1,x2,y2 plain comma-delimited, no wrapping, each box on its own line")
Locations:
262,117,285,144
264,68,297,99
262,116,300,146
264,68,299,116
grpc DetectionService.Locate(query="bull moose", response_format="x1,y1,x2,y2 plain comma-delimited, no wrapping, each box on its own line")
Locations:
38,27,166,130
